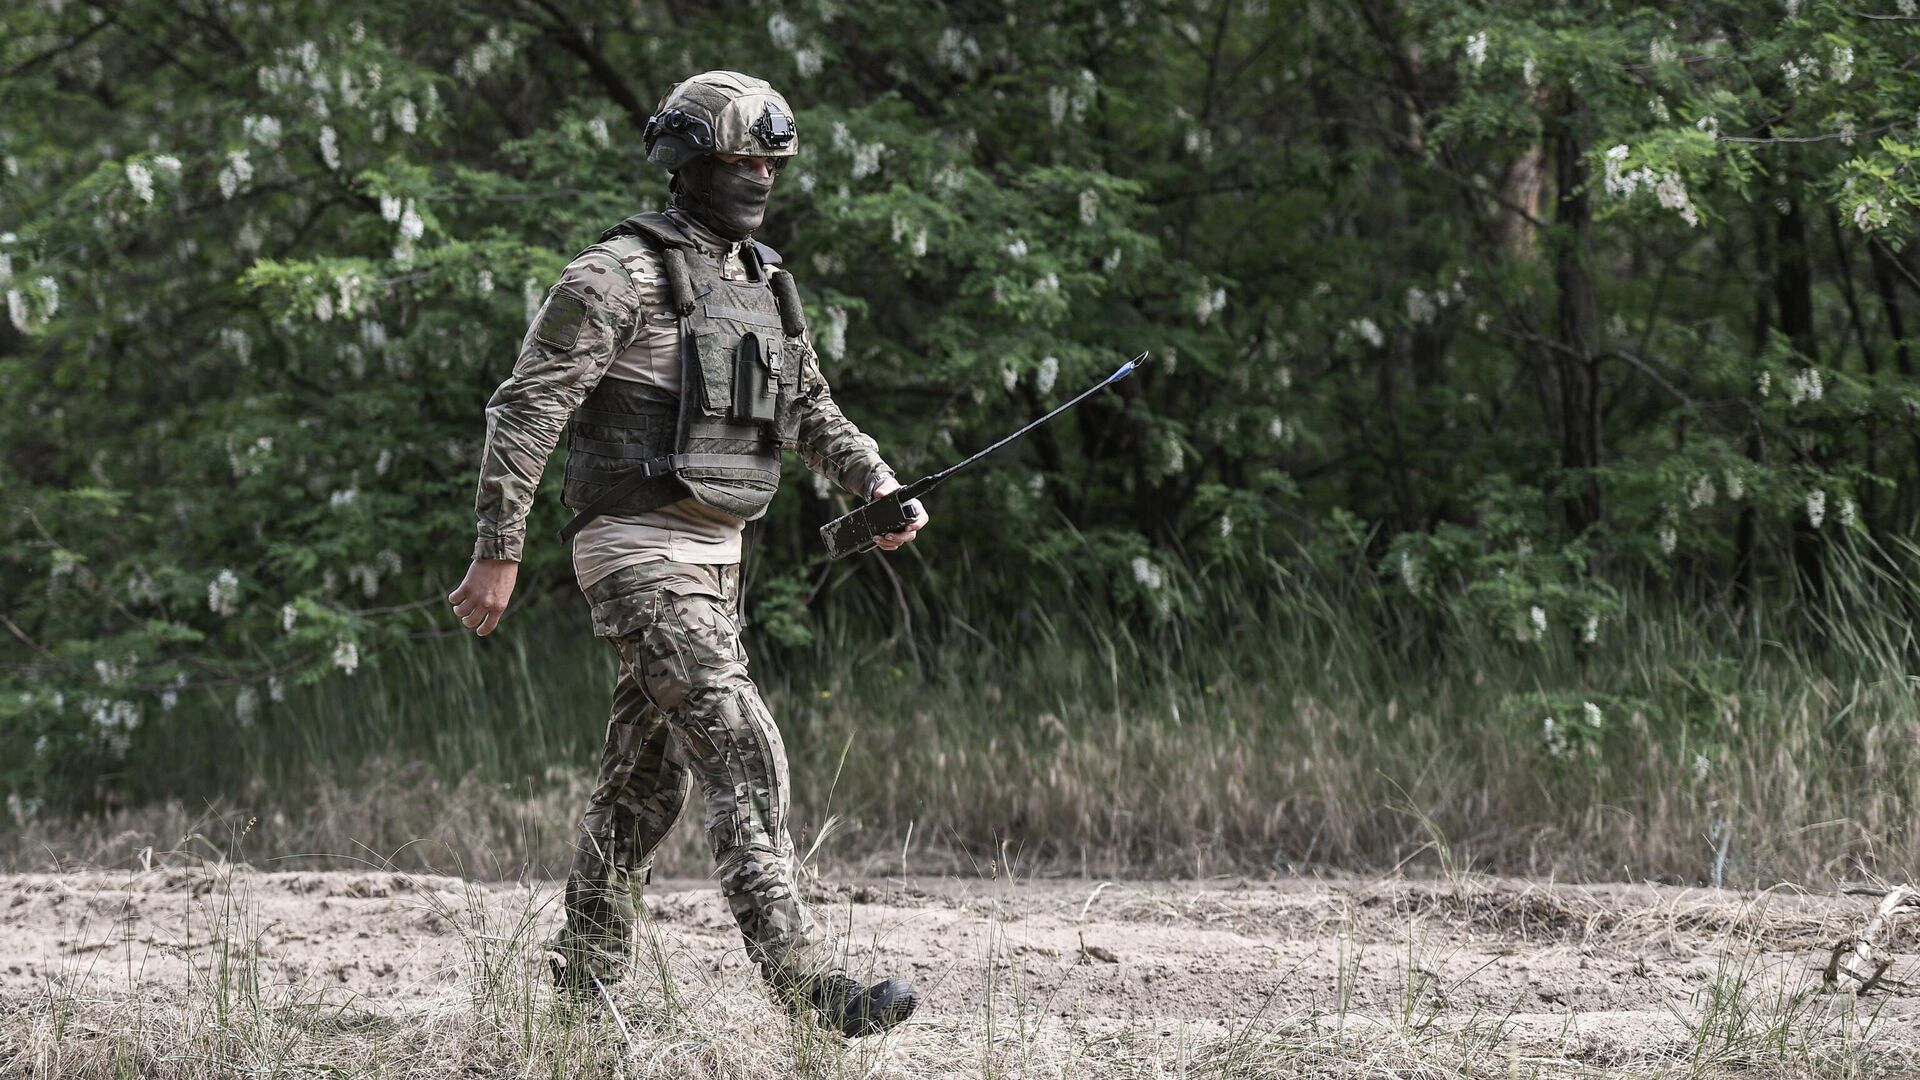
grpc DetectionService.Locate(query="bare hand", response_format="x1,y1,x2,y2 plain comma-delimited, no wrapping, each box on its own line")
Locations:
871,475,928,552
448,559,519,636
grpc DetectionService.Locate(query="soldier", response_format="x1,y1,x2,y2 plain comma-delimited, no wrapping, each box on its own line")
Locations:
446,70,923,1037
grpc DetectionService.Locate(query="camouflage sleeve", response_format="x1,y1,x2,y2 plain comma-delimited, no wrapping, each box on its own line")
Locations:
785,332,894,499
472,251,642,562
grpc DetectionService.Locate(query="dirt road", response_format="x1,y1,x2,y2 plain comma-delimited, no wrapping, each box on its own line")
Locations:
2,869,1914,1078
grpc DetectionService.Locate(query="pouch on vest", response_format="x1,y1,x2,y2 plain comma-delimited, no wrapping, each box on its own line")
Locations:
731,332,778,423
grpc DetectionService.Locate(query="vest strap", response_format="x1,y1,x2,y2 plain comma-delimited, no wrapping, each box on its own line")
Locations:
660,249,697,317
770,270,807,338
558,452,781,542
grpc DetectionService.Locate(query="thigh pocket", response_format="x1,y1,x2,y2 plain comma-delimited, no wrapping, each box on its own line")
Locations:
664,590,746,672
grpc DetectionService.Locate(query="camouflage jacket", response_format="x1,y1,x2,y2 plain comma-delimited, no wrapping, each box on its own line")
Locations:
471,213,892,563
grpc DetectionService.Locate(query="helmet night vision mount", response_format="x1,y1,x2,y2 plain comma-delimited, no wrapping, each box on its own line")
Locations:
643,109,716,170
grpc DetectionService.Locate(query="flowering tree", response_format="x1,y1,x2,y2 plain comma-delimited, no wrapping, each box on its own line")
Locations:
2,0,1917,806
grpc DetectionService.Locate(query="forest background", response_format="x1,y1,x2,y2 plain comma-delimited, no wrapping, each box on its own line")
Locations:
4,0,1919,889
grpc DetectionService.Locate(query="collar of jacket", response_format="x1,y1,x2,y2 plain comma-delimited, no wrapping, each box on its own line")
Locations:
663,207,742,259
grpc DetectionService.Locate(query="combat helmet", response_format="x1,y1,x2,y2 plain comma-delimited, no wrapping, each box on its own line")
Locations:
644,70,799,171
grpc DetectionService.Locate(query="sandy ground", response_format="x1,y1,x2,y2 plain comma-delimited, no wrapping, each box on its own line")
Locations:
2,868,1915,1077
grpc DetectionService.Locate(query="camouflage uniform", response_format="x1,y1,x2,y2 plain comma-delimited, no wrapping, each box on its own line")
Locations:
472,218,891,992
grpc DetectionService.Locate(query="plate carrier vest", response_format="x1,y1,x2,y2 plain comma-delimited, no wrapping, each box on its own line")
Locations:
557,211,809,542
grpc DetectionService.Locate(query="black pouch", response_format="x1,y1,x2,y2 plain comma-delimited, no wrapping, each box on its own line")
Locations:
731,332,778,423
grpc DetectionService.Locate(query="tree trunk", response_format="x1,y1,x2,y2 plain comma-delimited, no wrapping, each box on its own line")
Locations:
1775,189,1823,601
1550,88,1601,537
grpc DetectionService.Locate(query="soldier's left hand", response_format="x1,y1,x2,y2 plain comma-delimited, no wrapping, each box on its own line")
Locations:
871,475,927,551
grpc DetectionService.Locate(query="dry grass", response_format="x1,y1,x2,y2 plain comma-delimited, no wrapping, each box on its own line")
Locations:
3,859,1917,1079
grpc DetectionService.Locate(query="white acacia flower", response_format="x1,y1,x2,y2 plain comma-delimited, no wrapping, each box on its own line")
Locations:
587,116,609,148
281,603,298,632
1350,317,1384,349
329,487,358,508
1693,753,1710,782
475,269,493,294
269,676,286,703
1529,606,1548,640
766,12,799,50
332,640,359,675
1218,514,1233,539
379,194,401,222
1405,287,1437,325
1806,489,1826,528
1830,45,1854,83
936,28,981,75
208,569,241,617
1788,367,1823,404
1048,85,1071,127
820,306,848,360
1542,716,1569,759
1522,57,1538,88
1840,497,1857,528
319,126,340,171
1005,237,1028,260
1650,38,1676,65
1659,524,1678,556
1078,190,1099,226
244,115,283,148
393,99,418,135
398,201,424,241
126,162,155,204
1582,614,1600,644
1757,370,1771,397
1688,474,1716,510
234,687,259,726
1194,286,1226,325
1036,355,1059,394
1653,174,1699,227
1465,30,1488,68
1130,556,1164,591
1583,701,1603,729
154,154,181,175
1724,470,1745,501
1398,551,1421,593
1782,53,1816,90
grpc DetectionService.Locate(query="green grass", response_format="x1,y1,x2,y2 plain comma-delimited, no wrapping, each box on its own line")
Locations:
8,536,1919,887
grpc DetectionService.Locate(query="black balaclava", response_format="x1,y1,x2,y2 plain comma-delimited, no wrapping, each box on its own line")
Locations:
669,155,775,241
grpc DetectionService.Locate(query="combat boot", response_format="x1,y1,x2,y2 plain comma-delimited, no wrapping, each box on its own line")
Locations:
800,973,919,1037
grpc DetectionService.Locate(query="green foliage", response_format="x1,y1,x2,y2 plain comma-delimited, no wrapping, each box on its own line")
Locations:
3,1,1919,810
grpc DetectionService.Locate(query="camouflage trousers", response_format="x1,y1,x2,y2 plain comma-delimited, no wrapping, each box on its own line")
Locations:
554,560,835,991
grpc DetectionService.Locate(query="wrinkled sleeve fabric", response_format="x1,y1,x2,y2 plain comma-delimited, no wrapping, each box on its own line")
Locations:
784,331,894,500
472,251,640,562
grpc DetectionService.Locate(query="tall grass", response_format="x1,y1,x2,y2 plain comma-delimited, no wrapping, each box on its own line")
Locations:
8,535,1918,887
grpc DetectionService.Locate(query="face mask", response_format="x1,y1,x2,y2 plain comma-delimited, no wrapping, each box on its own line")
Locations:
672,156,776,240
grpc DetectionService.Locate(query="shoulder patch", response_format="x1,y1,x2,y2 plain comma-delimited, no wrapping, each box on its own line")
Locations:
533,289,589,350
